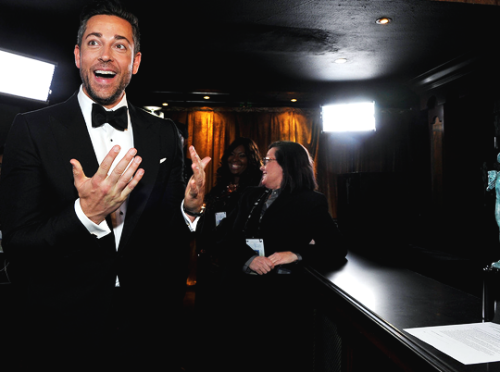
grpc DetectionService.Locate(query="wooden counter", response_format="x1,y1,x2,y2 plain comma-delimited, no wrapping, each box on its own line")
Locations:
305,249,499,372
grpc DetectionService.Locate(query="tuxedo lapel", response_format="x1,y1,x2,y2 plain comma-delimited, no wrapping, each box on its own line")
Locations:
49,93,99,193
47,93,117,249
118,104,160,250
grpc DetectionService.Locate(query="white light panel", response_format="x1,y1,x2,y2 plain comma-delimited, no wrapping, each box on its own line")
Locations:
0,49,56,102
322,101,376,132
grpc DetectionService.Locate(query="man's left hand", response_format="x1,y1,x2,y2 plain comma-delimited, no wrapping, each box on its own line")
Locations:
184,146,211,221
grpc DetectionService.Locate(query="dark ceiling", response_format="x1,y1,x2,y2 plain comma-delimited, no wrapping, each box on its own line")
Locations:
1,0,499,109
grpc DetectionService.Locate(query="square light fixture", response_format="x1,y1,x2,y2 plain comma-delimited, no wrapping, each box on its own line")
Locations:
0,49,56,102
322,101,376,132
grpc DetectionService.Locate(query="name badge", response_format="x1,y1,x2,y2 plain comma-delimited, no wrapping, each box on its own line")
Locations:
246,239,265,256
215,212,226,226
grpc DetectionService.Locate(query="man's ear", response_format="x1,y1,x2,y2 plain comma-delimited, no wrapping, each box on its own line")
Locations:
74,45,81,69
132,52,141,75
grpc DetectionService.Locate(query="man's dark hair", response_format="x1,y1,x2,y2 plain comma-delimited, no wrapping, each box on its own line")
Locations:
269,141,317,193
77,0,141,54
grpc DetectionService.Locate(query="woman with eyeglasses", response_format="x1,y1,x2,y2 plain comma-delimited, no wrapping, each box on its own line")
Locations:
210,141,347,372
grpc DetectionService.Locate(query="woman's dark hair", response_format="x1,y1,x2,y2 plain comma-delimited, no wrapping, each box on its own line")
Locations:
77,0,141,54
269,141,317,193
215,137,262,188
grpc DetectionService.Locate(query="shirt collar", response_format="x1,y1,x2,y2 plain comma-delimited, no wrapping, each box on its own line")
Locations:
77,85,129,129
77,85,128,116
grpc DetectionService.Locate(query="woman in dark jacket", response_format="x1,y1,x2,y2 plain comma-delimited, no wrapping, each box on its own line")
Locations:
194,138,263,368
196,137,263,268
219,141,346,273
212,141,347,372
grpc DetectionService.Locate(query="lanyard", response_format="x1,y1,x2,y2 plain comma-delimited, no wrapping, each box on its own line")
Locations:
242,188,272,237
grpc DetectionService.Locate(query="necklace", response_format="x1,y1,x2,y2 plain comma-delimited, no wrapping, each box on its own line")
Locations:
242,188,272,236
227,183,239,193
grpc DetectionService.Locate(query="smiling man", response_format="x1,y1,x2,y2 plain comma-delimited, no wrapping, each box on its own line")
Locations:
0,0,209,369
75,13,141,108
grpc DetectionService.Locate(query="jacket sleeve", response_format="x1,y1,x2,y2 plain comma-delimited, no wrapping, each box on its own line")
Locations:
0,114,100,261
293,193,348,265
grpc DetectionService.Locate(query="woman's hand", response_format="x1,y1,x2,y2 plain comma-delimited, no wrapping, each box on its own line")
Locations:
268,251,298,266
249,256,274,275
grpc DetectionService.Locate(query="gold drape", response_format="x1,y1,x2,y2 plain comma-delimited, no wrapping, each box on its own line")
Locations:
165,107,413,219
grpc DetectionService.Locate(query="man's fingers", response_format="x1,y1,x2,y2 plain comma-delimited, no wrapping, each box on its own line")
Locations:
121,167,145,197
188,145,200,163
71,147,145,225
191,156,211,179
70,159,86,184
199,156,211,169
184,147,210,215
190,156,211,189
120,158,144,192
187,154,211,198
187,176,200,195
191,156,211,173
189,146,211,171
113,154,142,188
108,148,138,182
101,148,143,198
95,145,122,181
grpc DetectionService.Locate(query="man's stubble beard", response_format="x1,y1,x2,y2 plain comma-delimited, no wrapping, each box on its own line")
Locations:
80,69,131,107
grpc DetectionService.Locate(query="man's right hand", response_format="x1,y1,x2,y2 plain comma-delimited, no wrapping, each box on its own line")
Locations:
70,145,144,225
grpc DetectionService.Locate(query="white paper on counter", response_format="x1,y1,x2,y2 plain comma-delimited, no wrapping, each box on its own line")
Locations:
405,322,500,365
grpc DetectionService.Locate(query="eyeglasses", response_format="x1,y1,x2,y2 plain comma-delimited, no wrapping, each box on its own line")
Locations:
262,158,277,165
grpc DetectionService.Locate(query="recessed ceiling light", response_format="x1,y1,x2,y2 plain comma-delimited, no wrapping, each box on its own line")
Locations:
203,95,210,100
162,102,169,107
291,98,297,102
376,17,391,25
334,58,348,64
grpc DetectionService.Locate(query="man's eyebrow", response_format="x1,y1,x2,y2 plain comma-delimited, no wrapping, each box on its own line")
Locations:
85,32,131,44
85,32,102,39
114,35,132,44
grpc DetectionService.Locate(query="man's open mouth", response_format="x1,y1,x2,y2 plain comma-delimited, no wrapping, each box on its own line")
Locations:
94,70,116,79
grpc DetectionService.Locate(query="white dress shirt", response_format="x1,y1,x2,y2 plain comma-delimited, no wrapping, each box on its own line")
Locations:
74,86,198,250
75,86,132,249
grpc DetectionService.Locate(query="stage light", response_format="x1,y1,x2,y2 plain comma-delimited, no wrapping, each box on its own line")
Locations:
0,49,56,102
322,101,376,132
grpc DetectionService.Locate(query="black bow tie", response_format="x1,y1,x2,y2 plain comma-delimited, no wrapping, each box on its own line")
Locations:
92,104,128,131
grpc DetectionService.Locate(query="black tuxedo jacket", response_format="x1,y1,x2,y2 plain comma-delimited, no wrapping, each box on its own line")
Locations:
0,92,190,323
216,186,347,273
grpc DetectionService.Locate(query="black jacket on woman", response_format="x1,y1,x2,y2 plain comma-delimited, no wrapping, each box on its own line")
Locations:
207,186,347,372
216,186,347,272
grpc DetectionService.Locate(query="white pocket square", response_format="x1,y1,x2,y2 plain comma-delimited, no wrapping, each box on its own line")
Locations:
160,158,167,164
